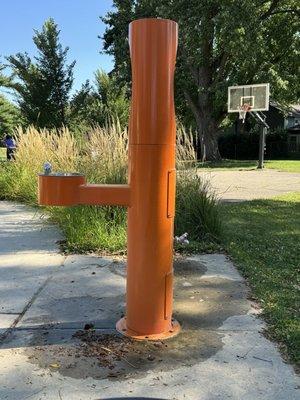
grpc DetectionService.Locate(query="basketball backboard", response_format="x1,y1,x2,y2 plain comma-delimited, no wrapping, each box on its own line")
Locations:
228,83,270,113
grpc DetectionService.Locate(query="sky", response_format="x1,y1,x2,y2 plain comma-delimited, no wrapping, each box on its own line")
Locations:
0,0,114,98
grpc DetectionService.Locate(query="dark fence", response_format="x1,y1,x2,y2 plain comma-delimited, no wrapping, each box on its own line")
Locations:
218,129,289,160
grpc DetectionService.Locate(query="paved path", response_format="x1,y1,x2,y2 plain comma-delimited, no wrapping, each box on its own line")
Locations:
198,169,300,201
0,201,299,400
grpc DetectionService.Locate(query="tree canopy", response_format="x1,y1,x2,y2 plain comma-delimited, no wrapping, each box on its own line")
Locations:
70,70,129,130
0,64,11,88
7,18,75,128
102,0,300,160
0,95,23,138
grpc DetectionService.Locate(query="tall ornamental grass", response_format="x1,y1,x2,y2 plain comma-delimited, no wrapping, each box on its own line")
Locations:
0,123,221,253
176,171,222,241
0,126,78,202
79,122,128,184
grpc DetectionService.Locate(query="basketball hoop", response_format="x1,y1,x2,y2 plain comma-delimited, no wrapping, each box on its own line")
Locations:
238,103,252,123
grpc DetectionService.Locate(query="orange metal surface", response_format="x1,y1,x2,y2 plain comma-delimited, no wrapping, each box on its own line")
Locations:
38,174,86,206
38,18,179,340
129,19,178,145
116,317,180,341
124,145,177,336
79,184,131,206
118,18,179,338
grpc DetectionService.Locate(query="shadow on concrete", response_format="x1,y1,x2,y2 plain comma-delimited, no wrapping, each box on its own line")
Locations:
0,258,253,381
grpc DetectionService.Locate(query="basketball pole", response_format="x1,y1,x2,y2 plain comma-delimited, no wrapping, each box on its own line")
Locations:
258,125,266,169
258,124,265,169
250,111,269,169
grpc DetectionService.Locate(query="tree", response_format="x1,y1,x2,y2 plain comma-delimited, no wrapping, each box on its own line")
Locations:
102,0,300,160
0,95,23,139
0,64,22,138
7,18,75,128
0,64,11,87
69,70,129,129
94,69,129,126
69,80,99,132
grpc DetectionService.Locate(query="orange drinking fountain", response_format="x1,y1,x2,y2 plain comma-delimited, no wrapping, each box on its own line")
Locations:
38,18,180,340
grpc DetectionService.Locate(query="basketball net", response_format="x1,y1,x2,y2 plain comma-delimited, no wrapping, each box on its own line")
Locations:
238,103,252,123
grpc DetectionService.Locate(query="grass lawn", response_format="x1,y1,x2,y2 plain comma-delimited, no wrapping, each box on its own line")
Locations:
0,147,6,161
221,192,300,365
198,159,300,173
264,160,300,173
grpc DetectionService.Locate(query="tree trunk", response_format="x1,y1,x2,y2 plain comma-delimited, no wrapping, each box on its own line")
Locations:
184,90,221,162
197,116,221,161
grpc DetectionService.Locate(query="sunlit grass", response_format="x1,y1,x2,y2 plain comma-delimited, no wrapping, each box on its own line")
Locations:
198,159,300,172
0,147,6,161
264,160,300,173
221,192,300,365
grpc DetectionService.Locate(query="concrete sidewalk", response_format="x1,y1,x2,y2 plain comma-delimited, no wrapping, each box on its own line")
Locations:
0,201,299,400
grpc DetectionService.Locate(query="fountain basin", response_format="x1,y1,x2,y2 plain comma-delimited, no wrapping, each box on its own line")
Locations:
38,173,86,206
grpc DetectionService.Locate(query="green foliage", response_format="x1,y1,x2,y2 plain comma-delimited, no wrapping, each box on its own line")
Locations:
264,160,300,173
0,126,80,203
0,64,22,138
50,206,127,254
0,64,12,87
94,70,129,127
0,95,23,138
7,18,75,128
69,70,129,132
0,147,6,161
102,1,300,160
198,159,257,170
221,193,300,364
68,80,94,133
175,171,222,242
0,124,220,253
101,0,134,87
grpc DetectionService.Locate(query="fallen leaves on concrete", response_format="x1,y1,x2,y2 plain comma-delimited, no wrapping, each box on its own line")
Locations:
73,330,167,376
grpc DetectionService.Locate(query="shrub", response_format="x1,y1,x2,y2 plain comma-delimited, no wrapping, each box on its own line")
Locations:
175,171,222,241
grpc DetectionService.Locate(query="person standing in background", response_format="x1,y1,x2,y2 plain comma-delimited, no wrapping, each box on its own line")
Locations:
3,134,16,160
